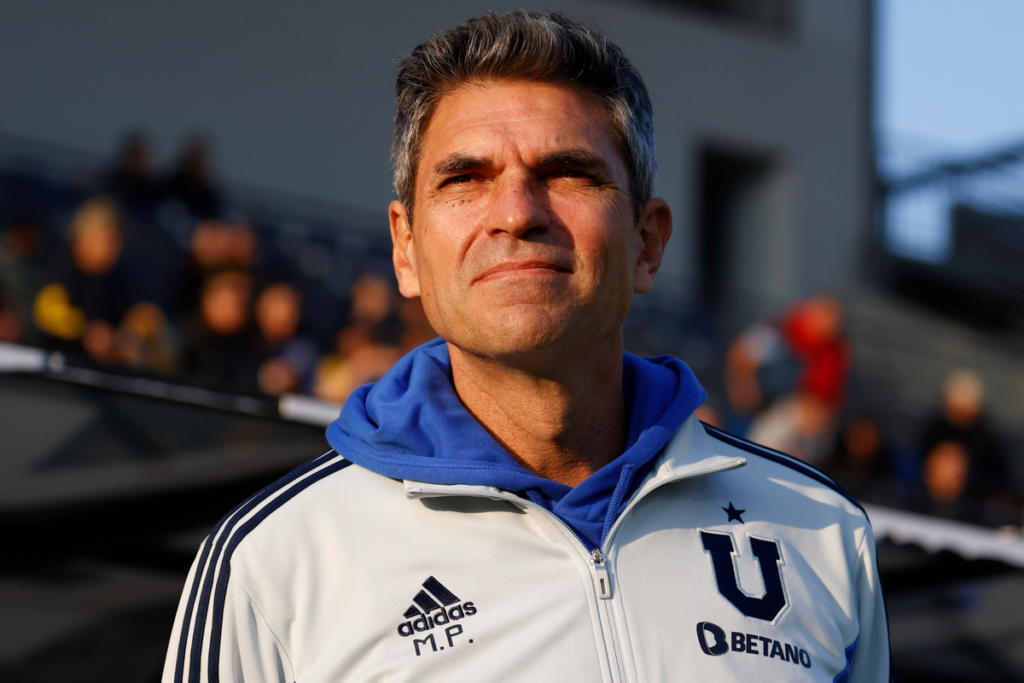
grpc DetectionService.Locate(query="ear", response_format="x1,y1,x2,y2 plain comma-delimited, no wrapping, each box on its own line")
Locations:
632,197,673,294
389,200,421,298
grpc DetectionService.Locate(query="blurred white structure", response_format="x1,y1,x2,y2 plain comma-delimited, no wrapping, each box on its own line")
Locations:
0,0,871,314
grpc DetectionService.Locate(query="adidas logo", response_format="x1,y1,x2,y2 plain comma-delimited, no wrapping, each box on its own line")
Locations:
396,576,477,638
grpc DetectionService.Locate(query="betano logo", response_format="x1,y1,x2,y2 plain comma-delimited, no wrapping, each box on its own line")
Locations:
397,577,477,656
696,621,812,669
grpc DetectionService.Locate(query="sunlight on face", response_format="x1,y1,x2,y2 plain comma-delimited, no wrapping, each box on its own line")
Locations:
392,80,641,360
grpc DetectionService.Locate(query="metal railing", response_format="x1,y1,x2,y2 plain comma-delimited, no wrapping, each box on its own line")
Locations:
880,135,1024,262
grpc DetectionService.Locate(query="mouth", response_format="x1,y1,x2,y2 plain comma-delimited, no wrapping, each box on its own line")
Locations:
473,260,572,284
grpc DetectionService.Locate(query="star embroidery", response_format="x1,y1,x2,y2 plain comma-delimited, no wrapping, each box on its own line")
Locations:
722,502,745,523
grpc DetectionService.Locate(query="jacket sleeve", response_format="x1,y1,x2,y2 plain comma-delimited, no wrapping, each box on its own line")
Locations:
848,522,893,683
161,543,294,683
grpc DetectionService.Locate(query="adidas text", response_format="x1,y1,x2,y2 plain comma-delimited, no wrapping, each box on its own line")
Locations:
397,602,477,637
396,576,477,650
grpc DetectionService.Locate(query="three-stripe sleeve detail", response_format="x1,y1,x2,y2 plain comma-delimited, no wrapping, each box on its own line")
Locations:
173,449,350,683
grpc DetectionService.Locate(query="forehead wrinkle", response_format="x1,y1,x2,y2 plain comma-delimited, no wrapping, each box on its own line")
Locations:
417,82,627,200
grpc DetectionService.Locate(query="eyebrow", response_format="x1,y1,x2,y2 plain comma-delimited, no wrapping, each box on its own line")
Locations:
538,149,613,177
433,153,492,177
431,148,614,178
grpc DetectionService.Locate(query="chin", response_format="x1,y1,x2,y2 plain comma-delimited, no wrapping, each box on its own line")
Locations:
466,307,583,359
443,298,623,360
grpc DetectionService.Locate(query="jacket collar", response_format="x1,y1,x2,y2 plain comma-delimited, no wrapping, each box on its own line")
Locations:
403,416,746,501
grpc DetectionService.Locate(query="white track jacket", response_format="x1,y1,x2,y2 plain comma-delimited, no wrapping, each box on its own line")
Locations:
162,415,891,682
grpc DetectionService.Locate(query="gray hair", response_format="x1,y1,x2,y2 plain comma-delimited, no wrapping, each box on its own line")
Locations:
391,11,656,219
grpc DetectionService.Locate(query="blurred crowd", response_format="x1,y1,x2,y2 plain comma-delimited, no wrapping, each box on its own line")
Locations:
0,134,435,402
696,294,1019,528
0,134,1020,528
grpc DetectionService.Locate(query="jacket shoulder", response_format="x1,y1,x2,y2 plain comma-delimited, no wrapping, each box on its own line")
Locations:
214,449,357,553
702,422,867,519
168,449,356,683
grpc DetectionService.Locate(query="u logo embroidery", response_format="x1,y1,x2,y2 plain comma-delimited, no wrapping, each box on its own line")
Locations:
700,530,787,622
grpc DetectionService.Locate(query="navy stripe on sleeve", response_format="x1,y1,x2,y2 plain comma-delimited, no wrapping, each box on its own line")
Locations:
174,531,215,683
175,449,341,683
207,458,353,683
701,423,867,517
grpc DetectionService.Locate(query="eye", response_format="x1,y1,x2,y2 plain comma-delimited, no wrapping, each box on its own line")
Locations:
441,173,474,187
551,167,593,181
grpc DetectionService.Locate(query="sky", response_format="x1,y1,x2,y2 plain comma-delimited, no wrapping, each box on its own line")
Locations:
877,0,1024,155
877,0,1024,261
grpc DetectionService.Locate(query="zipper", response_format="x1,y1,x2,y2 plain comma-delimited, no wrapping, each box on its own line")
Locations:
406,484,627,680
591,548,612,599
404,457,744,683
591,546,627,683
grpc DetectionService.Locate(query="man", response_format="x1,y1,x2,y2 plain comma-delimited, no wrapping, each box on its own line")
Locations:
163,12,890,682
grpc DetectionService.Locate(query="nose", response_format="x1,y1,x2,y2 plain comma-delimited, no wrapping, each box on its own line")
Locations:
484,172,550,239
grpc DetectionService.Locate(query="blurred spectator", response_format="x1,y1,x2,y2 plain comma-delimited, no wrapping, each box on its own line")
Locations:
914,370,1015,526
398,296,436,352
32,197,133,361
783,295,850,407
724,320,794,418
252,282,319,396
314,341,402,404
314,273,404,403
163,137,222,219
747,392,835,466
735,295,851,465
919,440,980,522
174,219,258,318
180,270,258,388
0,215,46,342
920,370,1006,493
348,272,404,344
0,284,20,343
105,132,159,210
694,403,723,429
829,416,899,504
114,302,176,373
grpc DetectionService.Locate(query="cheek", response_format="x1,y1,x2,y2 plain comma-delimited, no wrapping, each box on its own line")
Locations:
572,219,633,281
412,236,462,320
414,216,479,287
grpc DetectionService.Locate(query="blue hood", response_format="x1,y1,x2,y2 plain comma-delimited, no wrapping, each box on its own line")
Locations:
326,338,706,548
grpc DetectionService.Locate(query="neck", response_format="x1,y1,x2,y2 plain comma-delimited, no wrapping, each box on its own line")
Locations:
448,335,627,487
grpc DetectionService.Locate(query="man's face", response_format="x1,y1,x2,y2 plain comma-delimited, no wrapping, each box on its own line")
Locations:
390,80,668,361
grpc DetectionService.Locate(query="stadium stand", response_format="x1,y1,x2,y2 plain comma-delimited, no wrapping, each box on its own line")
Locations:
4,132,1024,681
